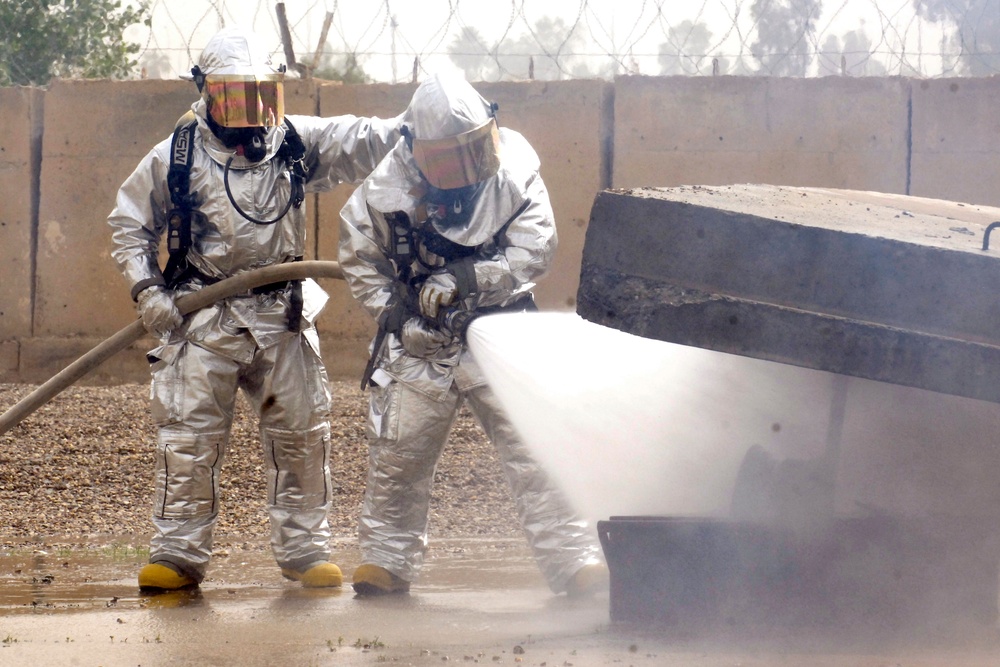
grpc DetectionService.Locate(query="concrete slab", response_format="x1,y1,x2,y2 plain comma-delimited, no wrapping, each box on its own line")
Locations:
0,341,18,383
577,184,1000,403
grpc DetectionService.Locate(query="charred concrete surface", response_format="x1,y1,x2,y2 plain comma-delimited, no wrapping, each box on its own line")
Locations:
577,184,1000,404
576,184,1000,634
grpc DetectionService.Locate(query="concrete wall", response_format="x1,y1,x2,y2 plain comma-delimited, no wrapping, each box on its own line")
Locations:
1,74,998,385
314,82,419,379
20,78,326,383
613,76,910,194
910,78,1000,205
0,86,43,379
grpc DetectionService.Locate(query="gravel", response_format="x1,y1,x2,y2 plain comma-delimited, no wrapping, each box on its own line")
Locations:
0,380,522,549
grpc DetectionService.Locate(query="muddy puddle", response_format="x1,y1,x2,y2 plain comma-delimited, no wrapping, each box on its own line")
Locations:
0,537,620,666
0,537,538,615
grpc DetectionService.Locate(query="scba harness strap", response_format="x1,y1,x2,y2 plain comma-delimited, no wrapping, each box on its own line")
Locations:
163,115,309,330
164,119,198,284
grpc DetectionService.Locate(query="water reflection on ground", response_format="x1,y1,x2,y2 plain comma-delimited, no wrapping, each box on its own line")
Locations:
0,536,543,613
2,536,1000,667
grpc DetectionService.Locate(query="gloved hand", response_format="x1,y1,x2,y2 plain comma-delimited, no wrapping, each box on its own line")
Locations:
137,285,183,338
400,317,452,358
419,271,458,319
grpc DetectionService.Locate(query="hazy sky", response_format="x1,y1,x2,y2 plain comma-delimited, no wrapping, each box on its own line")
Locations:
129,0,936,81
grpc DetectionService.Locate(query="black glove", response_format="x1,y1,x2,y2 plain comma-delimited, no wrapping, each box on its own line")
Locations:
379,299,409,335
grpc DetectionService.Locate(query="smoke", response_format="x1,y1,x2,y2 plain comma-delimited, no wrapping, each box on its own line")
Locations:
467,311,839,524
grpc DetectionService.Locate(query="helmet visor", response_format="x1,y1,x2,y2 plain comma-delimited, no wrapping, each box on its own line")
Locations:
411,117,501,190
204,74,284,128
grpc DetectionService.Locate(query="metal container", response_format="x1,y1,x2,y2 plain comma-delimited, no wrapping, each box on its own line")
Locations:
597,515,999,635
597,516,793,629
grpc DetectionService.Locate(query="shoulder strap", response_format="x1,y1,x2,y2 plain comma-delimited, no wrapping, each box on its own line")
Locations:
383,210,414,283
167,113,198,210
164,115,199,287
278,117,308,208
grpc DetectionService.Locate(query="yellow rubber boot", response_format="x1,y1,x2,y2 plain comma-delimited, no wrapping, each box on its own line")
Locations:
352,564,411,596
281,561,343,588
138,563,197,591
565,563,610,598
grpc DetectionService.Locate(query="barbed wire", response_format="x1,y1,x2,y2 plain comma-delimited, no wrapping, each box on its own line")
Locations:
127,0,999,82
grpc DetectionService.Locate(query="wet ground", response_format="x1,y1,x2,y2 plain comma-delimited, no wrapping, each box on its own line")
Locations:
2,537,1000,666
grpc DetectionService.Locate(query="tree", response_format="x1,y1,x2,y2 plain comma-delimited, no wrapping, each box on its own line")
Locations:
503,16,587,80
309,50,372,84
915,0,1000,75
0,0,150,86
658,20,728,75
448,26,499,82
817,27,887,77
749,0,822,76
138,50,172,80
448,15,593,81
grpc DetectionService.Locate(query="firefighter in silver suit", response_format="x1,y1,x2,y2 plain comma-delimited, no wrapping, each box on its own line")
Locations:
338,72,608,596
107,27,400,591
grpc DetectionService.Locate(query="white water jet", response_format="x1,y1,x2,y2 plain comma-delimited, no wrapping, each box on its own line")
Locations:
467,312,841,524
469,311,1000,527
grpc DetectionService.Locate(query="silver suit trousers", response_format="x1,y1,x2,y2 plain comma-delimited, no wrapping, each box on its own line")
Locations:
359,375,602,593
148,331,333,580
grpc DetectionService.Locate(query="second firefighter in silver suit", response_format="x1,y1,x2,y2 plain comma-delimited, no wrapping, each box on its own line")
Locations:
339,72,607,596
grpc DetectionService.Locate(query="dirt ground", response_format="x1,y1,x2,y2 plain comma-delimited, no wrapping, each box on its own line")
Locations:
0,380,523,548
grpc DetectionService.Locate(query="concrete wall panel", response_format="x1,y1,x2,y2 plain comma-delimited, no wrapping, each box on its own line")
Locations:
476,80,612,311
17,336,150,386
910,78,1000,207
613,76,909,195
36,79,322,342
0,340,18,382
0,86,42,340
314,81,414,339
35,79,194,338
312,79,611,379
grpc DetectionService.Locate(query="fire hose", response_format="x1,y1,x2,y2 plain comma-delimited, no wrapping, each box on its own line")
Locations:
0,260,344,436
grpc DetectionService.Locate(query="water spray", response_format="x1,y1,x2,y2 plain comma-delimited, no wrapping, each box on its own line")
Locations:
466,311,840,522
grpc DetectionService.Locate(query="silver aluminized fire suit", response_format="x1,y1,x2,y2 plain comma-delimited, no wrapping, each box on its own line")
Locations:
108,89,399,583
338,74,602,593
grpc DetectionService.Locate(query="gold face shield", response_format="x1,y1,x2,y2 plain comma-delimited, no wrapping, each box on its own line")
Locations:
203,73,284,128
411,117,501,190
